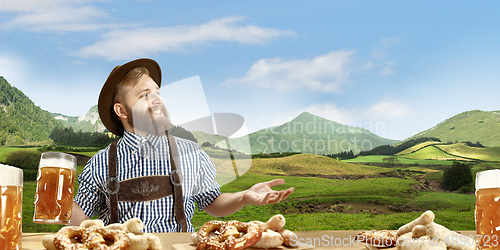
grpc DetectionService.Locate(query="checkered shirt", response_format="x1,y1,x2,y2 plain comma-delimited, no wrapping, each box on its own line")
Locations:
74,130,221,233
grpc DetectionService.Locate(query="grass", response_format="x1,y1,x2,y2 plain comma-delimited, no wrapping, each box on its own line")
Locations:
436,144,500,162
345,155,455,165
248,154,388,176
396,141,443,156
1,145,481,233
0,146,38,162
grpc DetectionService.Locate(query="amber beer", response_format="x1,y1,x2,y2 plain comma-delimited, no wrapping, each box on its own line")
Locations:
476,170,500,250
33,152,76,225
0,164,23,250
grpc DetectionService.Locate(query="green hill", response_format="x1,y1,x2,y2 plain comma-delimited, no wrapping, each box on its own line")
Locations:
398,142,500,162
247,153,389,176
408,110,500,147
194,112,399,155
0,76,62,145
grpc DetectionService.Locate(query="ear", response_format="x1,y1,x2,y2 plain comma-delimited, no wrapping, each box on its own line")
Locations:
113,103,128,119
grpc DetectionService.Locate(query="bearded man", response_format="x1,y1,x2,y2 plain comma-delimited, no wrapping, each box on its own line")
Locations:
71,58,294,232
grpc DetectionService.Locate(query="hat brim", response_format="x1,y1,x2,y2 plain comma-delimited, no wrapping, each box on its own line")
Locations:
98,58,162,137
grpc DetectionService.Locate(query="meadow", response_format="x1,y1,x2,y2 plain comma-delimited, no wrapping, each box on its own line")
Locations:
2,144,489,233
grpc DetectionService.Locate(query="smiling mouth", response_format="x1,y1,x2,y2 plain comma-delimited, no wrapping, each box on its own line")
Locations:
149,106,164,117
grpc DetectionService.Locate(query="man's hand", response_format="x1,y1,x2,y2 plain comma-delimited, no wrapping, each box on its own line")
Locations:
205,179,294,217
243,179,294,205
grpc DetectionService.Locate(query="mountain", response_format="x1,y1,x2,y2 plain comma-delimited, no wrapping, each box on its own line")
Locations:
193,112,400,155
407,110,500,147
52,105,106,133
0,76,63,145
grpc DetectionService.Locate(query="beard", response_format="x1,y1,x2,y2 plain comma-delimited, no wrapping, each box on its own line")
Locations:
124,104,172,137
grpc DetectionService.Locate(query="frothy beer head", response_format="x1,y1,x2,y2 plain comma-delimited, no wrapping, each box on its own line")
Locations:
0,164,23,186
39,152,77,170
476,169,500,190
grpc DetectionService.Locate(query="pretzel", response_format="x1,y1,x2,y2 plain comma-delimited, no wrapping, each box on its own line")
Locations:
195,220,262,250
53,226,87,250
84,226,130,250
226,221,263,250
397,211,435,236
80,219,105,229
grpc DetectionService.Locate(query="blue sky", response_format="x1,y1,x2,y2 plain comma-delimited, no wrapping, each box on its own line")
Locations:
1,0,499,141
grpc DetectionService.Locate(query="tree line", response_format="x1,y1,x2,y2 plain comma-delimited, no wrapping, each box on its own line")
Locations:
49,124,198,148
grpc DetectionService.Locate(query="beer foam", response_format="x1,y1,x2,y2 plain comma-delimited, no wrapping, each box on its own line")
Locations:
39,152,76,170
0,164,23,186
40,157,76,170
476,169,500,190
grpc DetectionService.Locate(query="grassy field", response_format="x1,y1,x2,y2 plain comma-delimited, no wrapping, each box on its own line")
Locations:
396,141,443,155
344,155,455,165
0,145,481,234
190,174,476,231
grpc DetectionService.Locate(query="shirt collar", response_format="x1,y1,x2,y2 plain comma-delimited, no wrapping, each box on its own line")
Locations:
122,130,166,152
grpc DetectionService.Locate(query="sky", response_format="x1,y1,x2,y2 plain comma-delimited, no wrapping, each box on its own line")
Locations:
1,0,499,141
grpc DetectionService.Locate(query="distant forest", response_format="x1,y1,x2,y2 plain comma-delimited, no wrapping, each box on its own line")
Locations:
49,125,197,147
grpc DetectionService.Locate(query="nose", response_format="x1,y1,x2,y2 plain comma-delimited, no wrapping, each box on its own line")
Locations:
147,92,164,104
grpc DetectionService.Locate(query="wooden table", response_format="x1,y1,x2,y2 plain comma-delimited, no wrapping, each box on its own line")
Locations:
21,231,477,250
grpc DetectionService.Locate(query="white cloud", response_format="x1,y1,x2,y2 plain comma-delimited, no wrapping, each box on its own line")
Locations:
224,50,355,93
365,99,411,120
75,17,296,60
2,3,126,32
370,37,400,76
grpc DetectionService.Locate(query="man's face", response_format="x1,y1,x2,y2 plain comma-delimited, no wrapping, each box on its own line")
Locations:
122,74,171,136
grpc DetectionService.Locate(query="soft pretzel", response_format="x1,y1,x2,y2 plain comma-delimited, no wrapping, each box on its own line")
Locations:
226,221,263,250
53,226,87,250
80,219,105,229
195,220,262,250
84,226,130,250
105,223,128,232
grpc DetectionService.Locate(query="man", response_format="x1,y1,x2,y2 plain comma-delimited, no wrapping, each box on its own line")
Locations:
72,58,294,232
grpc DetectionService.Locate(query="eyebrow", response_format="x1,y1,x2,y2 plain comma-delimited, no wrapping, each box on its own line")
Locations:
136,87,160,97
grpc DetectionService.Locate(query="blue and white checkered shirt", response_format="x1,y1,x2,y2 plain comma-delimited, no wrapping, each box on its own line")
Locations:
74,130,221,233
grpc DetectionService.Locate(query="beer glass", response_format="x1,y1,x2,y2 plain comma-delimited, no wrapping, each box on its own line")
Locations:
33,152,77,225
0,164,23,250
475,169,500,250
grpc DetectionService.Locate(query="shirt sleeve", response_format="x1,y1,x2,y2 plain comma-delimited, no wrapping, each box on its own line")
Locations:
74,148,108,219
192,147,222,211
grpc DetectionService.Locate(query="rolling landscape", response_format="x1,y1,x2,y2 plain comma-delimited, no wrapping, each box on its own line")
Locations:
1,76,499,233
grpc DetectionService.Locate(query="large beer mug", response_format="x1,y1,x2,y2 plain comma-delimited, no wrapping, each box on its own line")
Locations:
475,169,500,250
33,152,77,225
0,164,23,250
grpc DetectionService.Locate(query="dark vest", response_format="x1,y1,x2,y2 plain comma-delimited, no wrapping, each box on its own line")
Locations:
106,131,187,232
